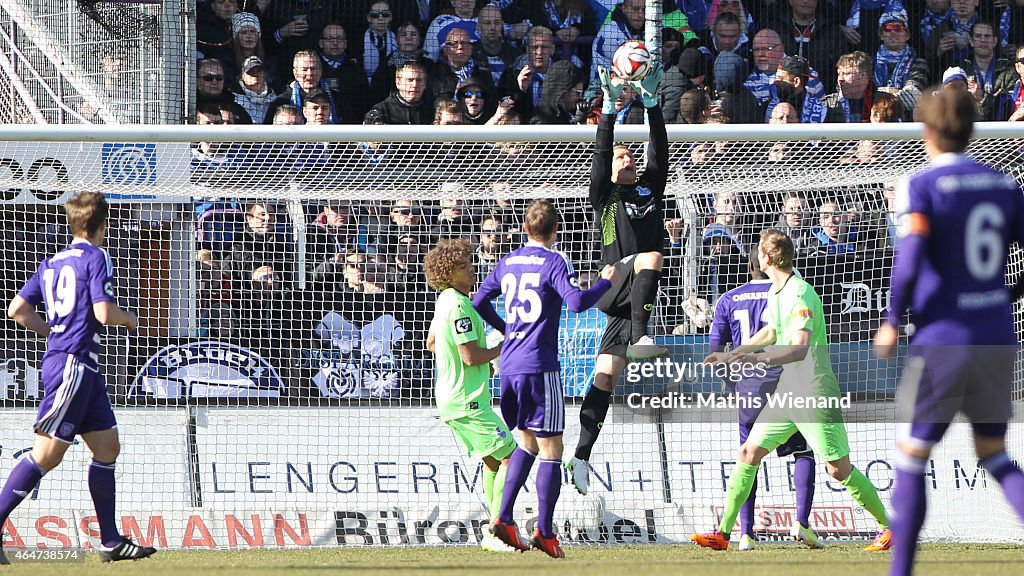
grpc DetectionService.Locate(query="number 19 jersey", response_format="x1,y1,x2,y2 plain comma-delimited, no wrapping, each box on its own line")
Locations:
476,242,585,375
18,238,116,362
896,153,1024,344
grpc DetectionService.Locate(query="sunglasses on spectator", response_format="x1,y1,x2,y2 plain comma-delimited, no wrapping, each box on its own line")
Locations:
1017,57,1024,64
201,74,224,81
460,90,484,99
391,207,419,215
882,23,906,33
369,11,391,18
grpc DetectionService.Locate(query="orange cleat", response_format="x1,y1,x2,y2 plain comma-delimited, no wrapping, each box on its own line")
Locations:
489,519,529,552
530,529,565,558
864,528,893,552
691,530,730,550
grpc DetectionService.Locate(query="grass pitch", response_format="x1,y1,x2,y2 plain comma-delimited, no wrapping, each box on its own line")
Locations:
6,544,1024,576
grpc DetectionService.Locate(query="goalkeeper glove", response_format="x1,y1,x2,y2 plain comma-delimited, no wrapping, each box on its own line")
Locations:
598,66,624,114
628,63,664,108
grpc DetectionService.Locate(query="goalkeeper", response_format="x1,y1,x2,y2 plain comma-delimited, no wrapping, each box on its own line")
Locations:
567,59,670,495
424,239,516,553
693,229,892,552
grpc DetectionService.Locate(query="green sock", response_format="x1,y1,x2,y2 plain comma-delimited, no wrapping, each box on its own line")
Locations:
841,466,889,529
717,462,759,535
483,466,497,520
491,463,507,520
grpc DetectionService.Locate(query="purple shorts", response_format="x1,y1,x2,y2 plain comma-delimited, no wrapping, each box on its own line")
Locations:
899,344,1015,446
499,372,565,437
34,352,116,443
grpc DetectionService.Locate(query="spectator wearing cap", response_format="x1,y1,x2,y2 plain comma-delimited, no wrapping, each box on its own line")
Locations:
703,11,748,60
744,28,825,105
767,0,845,92
873,10,928,118
474,214,510,279
366,62,434,124
318,23,372,121
424,0,482,62
197,57,253,124
591,0,646,84
302,88,334,124
959,20,1013,120
456,77,498,125
701,190,749,302
197,0,238,68
662,47,708,123
924,0,980,83
530,60,584,124
764,55,839,124
713,51,760,123
941,65,969,91
824,51,884,123
840,0,903,59
232,56,277,124
428,27,497,103
231,12,280,90
265,50,351,125
474,4,523,89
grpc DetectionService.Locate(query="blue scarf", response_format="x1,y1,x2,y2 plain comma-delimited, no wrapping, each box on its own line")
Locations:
764,89,828,123
972,58,997,94
874,45,914,88
919,8,950,43
449,59,476,83
846,0,899,29
321,54,347,72
746,69,825,103
1000,7,1011,46
544,0,582,30
616,99,635,124
363,30,397,79
289,80,338,124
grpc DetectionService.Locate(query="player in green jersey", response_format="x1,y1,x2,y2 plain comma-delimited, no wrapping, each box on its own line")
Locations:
692,229,892,552
425,238,517,553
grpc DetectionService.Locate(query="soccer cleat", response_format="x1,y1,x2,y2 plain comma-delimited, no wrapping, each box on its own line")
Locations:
530,529,565,558
480,533,517,553
737,533,757,551
864,528,894,552
489,519,529,552
565,457,590,495
98,538,157,562
791,522,824,549
691,530,729,550
626,335,668,361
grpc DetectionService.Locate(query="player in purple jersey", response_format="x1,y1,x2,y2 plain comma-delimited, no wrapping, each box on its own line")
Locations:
2,192,155,563
473,199,616,557
707,251,819,551
874,89,1024,576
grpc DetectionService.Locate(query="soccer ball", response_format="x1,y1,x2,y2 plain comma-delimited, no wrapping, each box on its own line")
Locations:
612,40,653,82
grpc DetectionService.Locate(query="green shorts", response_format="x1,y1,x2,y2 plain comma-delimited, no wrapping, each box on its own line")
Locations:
445,408,516,461
747,419,851,462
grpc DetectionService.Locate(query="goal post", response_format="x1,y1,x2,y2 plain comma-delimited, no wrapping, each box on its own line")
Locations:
0,124,1022,549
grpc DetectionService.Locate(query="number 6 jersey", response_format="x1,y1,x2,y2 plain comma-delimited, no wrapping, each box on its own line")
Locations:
18,238,116,362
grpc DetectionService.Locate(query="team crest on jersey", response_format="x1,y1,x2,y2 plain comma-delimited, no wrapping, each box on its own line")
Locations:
636,185,652,197
129,341,283,399
455,317,473,334
103,281,114,297
795,308,813,319
569,275,580,288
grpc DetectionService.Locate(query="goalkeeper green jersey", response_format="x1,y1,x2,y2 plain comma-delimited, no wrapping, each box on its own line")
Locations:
765,273,841,398
430,288,492,421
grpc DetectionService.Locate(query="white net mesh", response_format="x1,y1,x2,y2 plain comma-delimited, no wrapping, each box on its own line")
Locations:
1,124,1022,549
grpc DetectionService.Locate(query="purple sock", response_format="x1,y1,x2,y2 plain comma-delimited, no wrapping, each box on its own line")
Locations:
794,456,815,527
499,448,536,525
0,455,44,526
739,471,757,536
981,452,1024,522
89,460,121,547
536,459,562,538
891,463,927,576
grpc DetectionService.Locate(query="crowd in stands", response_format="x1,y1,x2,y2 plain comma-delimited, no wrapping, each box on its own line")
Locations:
184,0,1024,396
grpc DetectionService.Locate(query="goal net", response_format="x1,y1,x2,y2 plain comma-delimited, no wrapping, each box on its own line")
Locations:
0,123,1021,550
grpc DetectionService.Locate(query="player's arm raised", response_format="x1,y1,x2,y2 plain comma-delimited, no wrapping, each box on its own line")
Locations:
7,295,50,338
588,66,624,208
628,64,668,191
